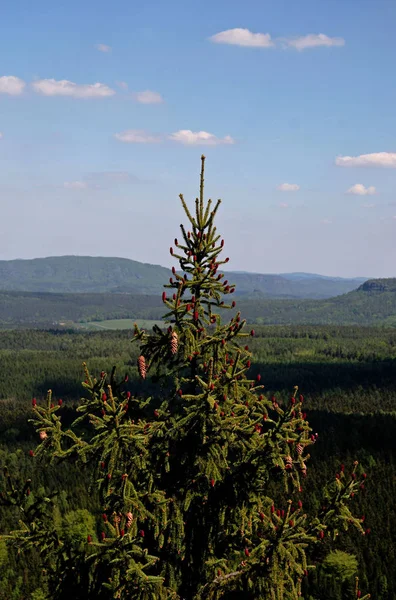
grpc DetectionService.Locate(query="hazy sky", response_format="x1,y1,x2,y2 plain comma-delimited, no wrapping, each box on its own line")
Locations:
1,0,396,277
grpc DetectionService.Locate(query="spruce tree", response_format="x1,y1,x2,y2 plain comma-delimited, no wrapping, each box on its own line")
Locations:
1,156,370,600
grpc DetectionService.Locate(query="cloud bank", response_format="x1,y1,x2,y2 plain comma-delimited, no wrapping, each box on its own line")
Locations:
336,152,396,168
209,29,344,50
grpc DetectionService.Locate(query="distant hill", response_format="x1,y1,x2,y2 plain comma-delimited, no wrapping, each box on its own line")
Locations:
237,278,396,326
1,278,396,328
0,256,365,299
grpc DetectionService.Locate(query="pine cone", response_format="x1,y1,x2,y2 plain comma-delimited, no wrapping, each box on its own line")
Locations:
137,355,147,379
296,443,304,456
170,331,178,355
39,431,48,440
285,456,293,470
126,512,133,528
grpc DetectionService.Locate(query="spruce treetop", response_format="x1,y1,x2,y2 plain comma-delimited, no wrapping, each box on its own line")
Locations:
0,157,370,600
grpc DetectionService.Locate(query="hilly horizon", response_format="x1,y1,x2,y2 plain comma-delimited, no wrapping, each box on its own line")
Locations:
1,276,396,329
0,255,369,299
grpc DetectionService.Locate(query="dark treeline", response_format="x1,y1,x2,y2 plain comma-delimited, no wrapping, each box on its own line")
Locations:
1,325,395,599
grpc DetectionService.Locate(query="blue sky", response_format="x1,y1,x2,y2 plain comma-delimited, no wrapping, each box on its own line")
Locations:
1,0,396,277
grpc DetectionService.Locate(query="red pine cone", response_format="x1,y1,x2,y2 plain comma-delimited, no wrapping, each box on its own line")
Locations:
270,505,275,514
120,529,125,537
244,547,250,557
101,531,105,540
210,478,215,487
170,247,173,255
139,529,145,537
285,456,293,470
100,461,105,469
298,500,303,509
137,355,147,379
102,393,107,402
126,391,131,399
194,311,199,321
177,389,183,397
250,329,255,337
32,398,37,407
102,513,108,522
162,291,167,302
256,374,261,382
87,535,92,543
318,530,324,539
28,450,34,457
58,399,63,406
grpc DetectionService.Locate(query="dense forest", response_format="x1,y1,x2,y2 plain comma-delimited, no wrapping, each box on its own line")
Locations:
0,325,395,598
1,278,396,328
0,255,364,298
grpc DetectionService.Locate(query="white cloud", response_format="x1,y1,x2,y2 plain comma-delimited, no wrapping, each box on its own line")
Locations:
0,75,26,95
362,203,376,208
116,81,129,90
169,130,235,146
31,78,115,98
114,129,162,143
321,219,332,225
277,183,300,192
0,132,3,139
347,183,376,196
133,90,164,104
284,33,345,51
336,152,396,168
209,28,274,48
279,202,289,208
95,43,111,53
63,181,88,190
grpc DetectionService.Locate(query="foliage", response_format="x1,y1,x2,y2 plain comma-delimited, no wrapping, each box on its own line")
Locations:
321,550,358,582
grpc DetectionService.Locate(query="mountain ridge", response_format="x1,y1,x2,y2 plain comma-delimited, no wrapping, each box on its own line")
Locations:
0,255,368,299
